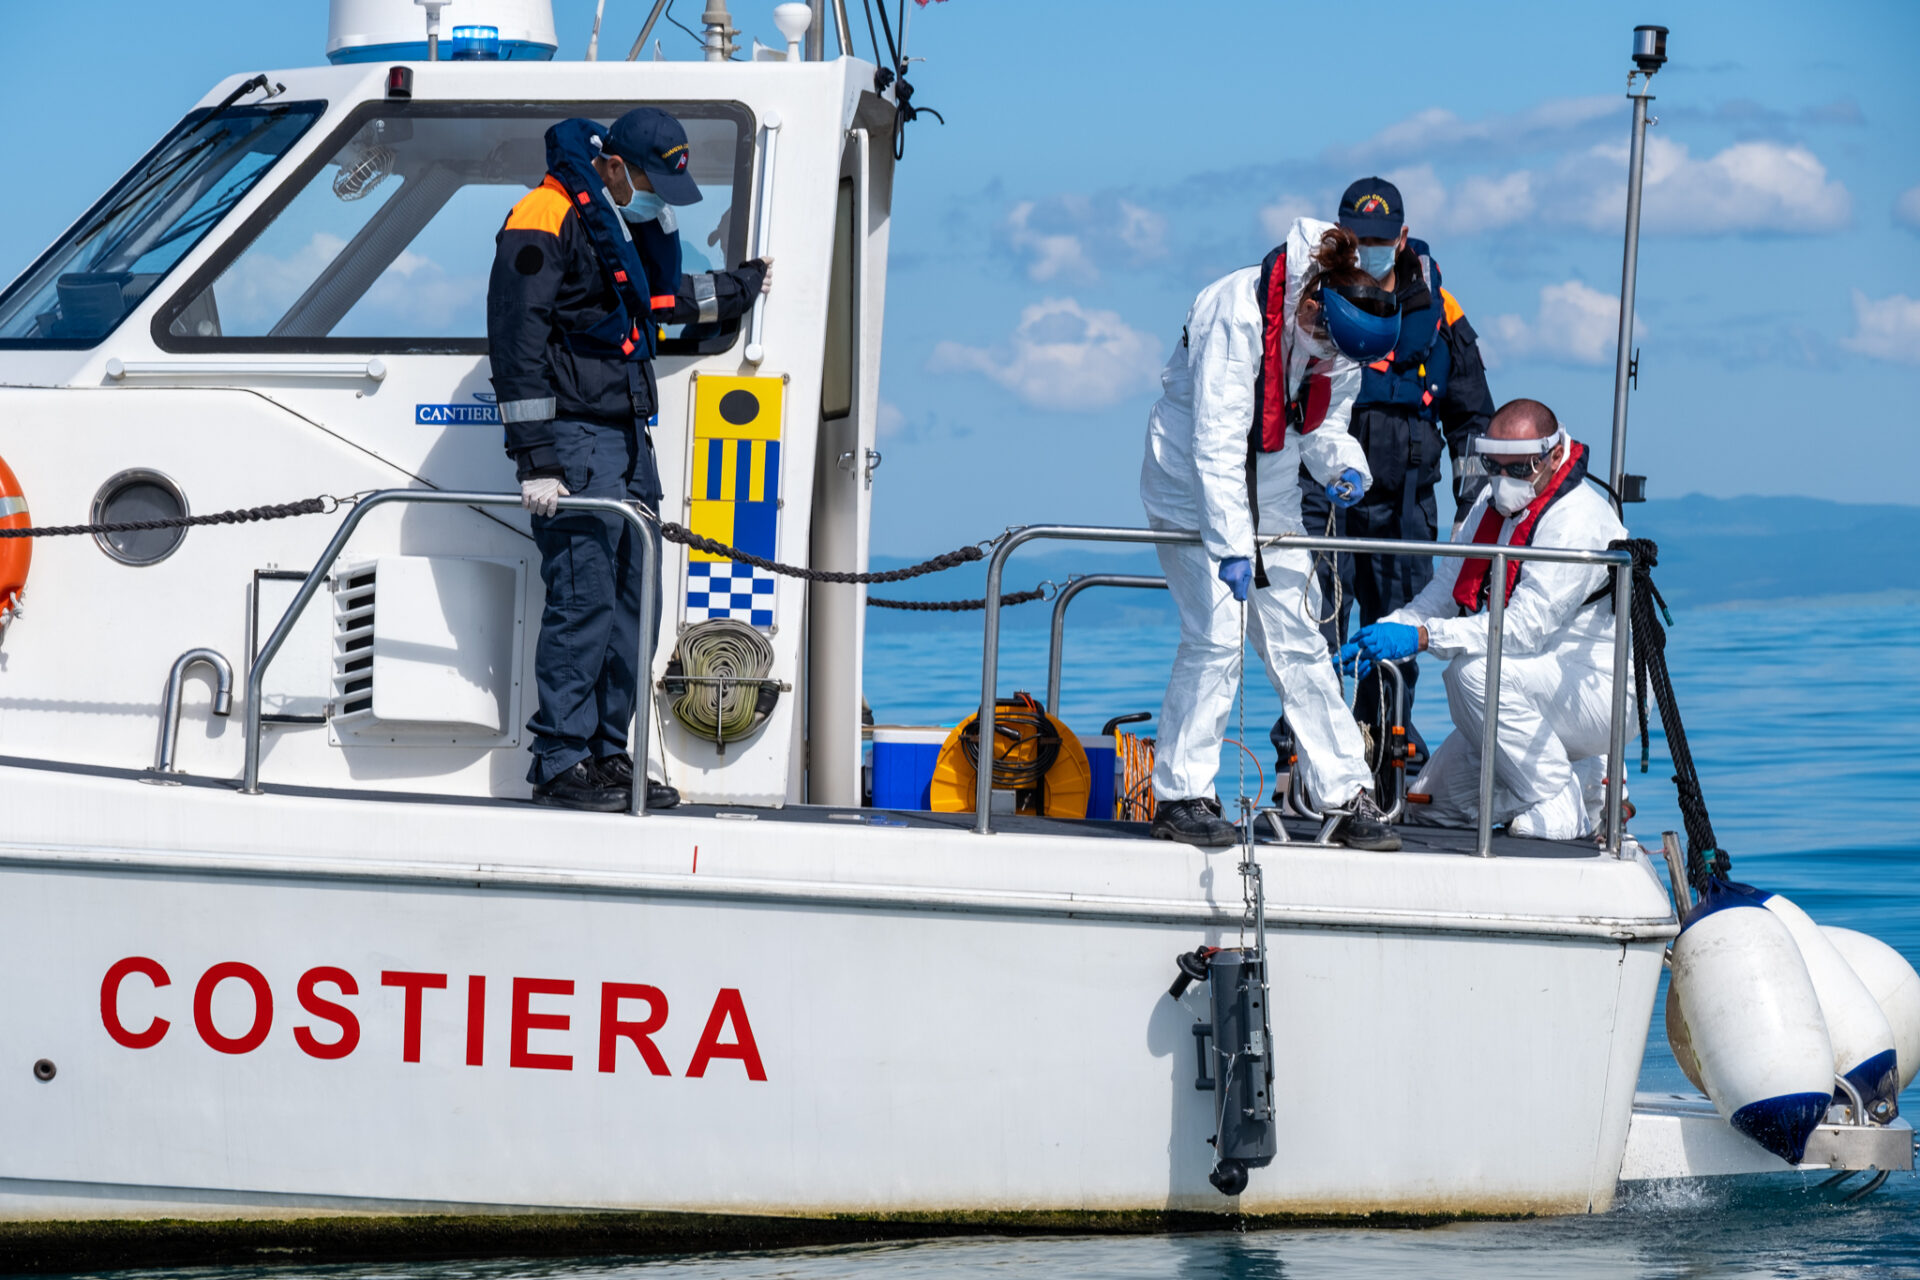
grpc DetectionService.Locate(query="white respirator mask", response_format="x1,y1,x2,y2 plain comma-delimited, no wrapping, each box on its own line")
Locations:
1467,428,1568,517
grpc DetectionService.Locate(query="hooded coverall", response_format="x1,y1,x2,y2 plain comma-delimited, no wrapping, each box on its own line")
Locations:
1139,217,1375,810
1383,468,1627,839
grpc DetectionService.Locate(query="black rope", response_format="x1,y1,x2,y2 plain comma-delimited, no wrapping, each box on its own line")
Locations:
856,0,941,159
0,496,334,539
1615,537,1729,891
867,586,1048,611
659,522,988,584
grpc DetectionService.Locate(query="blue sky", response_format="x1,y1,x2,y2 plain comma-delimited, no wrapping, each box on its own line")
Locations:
1,0,1915,553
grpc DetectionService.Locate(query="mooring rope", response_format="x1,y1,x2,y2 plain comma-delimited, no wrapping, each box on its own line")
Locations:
1615,537,1728,891
0,496,338,538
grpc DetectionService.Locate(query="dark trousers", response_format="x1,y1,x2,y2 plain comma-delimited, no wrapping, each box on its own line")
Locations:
527,417,664,786
1275,415,1444,780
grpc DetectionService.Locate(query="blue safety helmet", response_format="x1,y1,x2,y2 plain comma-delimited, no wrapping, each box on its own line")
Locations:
1317,281,1400,362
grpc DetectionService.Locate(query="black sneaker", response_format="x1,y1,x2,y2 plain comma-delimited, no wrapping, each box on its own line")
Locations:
591,754,681,810
1150,798,1238,848
1335,790,1401,852
532,760,628,813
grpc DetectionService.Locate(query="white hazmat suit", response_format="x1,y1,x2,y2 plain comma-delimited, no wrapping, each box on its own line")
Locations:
1140,218,1375,809
1384,460,1628,839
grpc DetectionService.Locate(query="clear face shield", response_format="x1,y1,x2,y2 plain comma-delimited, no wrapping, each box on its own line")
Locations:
1458,428,1568,480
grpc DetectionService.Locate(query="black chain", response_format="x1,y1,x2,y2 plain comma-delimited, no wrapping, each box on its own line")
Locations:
0,496,335,539
659,521,987,584
868,586,1049,612
1615,537,1729,891
0,493,1052,612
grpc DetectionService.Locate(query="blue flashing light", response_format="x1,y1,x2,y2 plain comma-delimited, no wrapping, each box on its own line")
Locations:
329,38,555,64
449,25,502,60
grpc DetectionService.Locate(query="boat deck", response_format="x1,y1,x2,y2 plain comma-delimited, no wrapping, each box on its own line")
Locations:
692,804,1604,859
0,751,1601,860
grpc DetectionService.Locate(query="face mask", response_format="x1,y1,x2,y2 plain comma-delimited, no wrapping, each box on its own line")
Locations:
618,188,668,224
1357,243,1396,281
1490,475,1538,517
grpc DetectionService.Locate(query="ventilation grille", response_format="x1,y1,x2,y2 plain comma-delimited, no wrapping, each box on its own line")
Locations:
331,563,378,721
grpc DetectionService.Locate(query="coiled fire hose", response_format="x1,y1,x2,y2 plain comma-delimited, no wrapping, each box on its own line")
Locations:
665,620,777,745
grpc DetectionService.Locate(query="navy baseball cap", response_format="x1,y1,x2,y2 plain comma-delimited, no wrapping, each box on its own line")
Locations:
1338,177,1404,239
604,107,702,206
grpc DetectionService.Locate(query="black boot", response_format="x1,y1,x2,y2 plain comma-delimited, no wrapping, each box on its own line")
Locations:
1335,790,1401,852
533,760,628,813
590,754,681,810
1150,798,1238,848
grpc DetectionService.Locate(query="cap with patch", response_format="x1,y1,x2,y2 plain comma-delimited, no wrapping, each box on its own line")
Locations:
1338,177,1403,239
603,107,702,206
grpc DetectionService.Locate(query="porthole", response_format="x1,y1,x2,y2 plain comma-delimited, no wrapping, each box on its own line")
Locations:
91,469,189,566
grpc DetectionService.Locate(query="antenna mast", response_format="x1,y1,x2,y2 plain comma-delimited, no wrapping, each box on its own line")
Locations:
1608,24,1668,504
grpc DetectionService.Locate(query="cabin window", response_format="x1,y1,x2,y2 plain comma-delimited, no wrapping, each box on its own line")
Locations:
0,102,324,348
154,101,754,356
819,178,856,421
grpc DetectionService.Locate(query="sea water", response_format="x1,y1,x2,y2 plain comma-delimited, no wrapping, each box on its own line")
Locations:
95,605,1920,1277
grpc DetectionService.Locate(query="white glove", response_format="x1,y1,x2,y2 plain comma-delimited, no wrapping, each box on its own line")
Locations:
521,476,568,518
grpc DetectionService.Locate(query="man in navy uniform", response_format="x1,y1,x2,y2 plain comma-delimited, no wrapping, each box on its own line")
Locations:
1277,177,1495,790
488,108,770,811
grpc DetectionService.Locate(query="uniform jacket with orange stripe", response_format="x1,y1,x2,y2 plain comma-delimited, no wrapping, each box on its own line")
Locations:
486,174,768,478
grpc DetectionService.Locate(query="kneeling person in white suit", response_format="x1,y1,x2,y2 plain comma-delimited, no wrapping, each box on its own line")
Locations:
1339,398,1627,840
1140,217,1402,851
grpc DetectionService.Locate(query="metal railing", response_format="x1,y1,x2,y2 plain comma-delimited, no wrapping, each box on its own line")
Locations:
1044,573,1167,715
242,490,659,816
976,525,1635,857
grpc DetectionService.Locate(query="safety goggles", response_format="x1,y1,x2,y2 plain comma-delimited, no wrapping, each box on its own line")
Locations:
1459,428,1566,478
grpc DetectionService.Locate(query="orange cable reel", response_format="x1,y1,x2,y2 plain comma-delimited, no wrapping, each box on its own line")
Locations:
930,692,1091,819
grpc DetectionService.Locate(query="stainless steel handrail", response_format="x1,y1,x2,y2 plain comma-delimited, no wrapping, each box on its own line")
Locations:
1044,573,1167,715
977,525,1634,857
242,491,660,816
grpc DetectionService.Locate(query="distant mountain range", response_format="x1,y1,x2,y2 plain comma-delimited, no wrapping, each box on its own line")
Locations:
864,494,1920,632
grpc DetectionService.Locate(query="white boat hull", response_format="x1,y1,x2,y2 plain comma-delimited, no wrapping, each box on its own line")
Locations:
0,767,1673,1220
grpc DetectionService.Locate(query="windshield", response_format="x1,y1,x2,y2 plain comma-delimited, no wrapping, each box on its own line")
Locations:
0,102,324,347
156,102,753,356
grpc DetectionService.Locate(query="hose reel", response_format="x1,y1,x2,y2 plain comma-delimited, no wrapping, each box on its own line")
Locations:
663,619,783,753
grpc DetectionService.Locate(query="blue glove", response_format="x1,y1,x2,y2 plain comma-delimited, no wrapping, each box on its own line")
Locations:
1326,467,1365,509
1217,556,1253,602
1353,621,1421,663
1334,640,1373,679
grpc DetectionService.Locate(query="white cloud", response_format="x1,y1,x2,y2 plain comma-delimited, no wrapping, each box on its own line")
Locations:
1005,201,1095,283
1841,291,1920,365
1333,97,1620,167
1003,195,1168,284
928,298,1164,411
1258,194,1322,241
221,231,347,329
1366,139,1849,240
1552,137,1851,234
1896,186,1920,232
1489,280,1636,367
877,399,906,439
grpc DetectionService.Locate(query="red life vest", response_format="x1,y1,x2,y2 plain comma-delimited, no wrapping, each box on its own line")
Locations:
1452,440,1590,612
1251,245,1334,453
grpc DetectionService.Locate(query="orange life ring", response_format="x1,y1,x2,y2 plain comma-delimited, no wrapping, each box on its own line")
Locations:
0,455,29,621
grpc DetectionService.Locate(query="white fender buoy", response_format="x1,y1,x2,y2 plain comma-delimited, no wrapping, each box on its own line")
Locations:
1759,894,1899,1120
1666,879,1834,1163
1823,925,1920,1094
